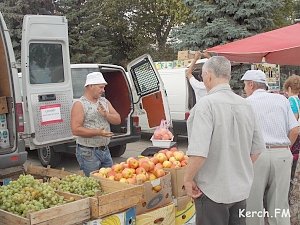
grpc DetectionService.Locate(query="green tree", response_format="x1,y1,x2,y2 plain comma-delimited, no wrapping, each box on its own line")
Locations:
273,0,295,27
171,0,286,92
55,0,112,63
0,0,54,62
94,0,191,65
172,0,283,50
294,0,300,19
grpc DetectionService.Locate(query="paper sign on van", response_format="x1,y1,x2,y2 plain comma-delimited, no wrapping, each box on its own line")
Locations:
40,104,63,125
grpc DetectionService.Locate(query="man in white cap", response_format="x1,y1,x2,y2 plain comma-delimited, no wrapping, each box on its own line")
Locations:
241,70,299,225
71,72,121,176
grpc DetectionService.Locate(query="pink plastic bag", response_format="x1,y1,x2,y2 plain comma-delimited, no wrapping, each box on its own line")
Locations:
153,120,173,140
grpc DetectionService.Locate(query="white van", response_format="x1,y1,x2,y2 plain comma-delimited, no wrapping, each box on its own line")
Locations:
1,15,71,170
25,59,171,167
0,12,27,170
67,60,171,160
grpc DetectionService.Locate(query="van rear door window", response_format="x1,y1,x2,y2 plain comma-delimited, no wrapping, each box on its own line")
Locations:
71,68,99,98
29,43,64,84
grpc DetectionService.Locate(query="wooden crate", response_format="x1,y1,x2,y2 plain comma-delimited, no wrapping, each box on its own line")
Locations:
90,174,144,219
24,165,143,219
25,164,78,179
0,197,90,225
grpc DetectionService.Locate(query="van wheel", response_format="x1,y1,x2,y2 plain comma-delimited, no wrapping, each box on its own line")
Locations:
109,145,126,157
38,146,62,168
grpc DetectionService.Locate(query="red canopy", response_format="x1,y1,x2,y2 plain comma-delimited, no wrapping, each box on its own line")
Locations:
207,23,300,66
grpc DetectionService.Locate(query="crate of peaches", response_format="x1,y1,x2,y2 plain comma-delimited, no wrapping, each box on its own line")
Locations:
154,147,188,197
92,153,177,214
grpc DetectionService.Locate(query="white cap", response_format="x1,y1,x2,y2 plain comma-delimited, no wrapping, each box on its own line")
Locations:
241,70,267,84
84,72,107,87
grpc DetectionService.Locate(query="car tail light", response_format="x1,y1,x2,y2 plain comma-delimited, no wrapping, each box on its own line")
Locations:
185,112,190,120
133,116,139,127
16,103,24,132
10,155,19,161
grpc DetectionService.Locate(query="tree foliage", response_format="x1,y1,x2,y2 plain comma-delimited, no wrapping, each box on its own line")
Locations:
55,0,112,64
0,0,54,61
172,0,284,50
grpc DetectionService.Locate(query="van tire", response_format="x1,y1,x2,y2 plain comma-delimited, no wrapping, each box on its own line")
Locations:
38,146,62,168
109,145,126,157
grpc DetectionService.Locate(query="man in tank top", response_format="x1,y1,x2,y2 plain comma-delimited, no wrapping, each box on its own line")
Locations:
71,72,121,176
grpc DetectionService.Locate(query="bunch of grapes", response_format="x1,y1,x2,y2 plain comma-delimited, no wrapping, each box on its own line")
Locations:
0,175,65,217
49,174,102,197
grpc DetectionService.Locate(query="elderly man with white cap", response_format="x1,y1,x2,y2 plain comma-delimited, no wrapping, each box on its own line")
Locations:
71,72,121,176
241,70,299,225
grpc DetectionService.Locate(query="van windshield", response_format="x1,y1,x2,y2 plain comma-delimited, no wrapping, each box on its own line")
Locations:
71,68,99,99
29,43,64,84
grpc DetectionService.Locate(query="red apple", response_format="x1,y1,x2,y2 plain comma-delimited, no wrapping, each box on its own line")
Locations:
150,157,159,165
136,173,147,184
181,160,187,167
155,152,168,163
112,163,123,173
165,151,174,159
139,161,151,172
154,168,165,178
114,173,123,181
122,168,133,179
162,160,172,168
173,151,185,162
152,185,162,192
172,161,181,168
136,167,147,175
127,157,139,169
155,163,163,170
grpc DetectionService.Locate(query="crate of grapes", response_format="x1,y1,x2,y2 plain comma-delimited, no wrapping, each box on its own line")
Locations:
26,165,143,219
0,174,90,225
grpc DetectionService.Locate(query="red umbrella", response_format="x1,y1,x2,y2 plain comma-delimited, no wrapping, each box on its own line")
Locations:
207,23,300,66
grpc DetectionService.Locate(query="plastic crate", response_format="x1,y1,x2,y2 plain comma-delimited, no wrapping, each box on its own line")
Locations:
150,136,174,148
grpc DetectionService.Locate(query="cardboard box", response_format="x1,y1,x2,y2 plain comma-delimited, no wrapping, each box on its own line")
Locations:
0,97,8,114
177,51,195,61
83,207,136,225
164,167,186,197
136,172,173,215
174,196,195,225
136,203,175,225
183,59,193,67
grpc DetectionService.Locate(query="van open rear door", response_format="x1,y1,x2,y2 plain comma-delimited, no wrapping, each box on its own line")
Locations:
21,15,73,148
127,54,171,130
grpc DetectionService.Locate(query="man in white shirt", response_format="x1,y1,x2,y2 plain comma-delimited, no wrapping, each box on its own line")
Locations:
241,70,299,225
185,51,209,102
184,57,265,225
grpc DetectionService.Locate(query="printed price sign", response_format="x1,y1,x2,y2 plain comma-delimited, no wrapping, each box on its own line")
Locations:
40,104,63,125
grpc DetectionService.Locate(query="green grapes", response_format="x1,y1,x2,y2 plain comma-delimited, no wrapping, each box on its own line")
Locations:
49,174,102,197
0,175,65,217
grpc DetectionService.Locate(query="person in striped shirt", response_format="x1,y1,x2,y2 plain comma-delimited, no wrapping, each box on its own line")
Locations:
241,70,299,225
